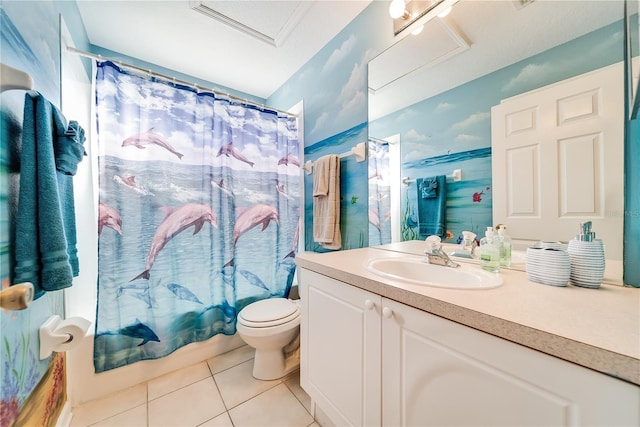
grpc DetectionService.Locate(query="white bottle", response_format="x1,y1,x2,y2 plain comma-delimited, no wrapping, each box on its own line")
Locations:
496,225,512,267
479,227,500,272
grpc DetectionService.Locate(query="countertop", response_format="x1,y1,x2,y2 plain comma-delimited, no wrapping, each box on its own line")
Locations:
295,241,640,386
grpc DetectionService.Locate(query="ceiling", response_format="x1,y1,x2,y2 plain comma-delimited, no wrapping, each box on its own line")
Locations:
76,0,371,100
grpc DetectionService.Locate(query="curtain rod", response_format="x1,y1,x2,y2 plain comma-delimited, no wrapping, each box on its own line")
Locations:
66,46,297,118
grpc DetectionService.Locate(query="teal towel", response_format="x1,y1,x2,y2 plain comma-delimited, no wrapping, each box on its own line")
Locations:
416,175,447,239
14,92,84,298
54,120,86,175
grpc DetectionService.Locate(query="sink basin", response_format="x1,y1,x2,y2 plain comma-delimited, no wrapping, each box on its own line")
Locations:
366,257,503,290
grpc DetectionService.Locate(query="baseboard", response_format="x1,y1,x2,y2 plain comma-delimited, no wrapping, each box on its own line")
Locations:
55,401,73,427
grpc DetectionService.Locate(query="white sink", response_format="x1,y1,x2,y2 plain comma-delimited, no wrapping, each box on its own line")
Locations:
366,257,503,290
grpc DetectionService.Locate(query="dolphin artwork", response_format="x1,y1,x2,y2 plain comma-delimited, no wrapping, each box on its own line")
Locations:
114,175,154,196
284,216,301,259
224,204,279,267
103,318,160,346
122,128,184,160
276,184,293,200
220,301,237,323
98,203,122,235
237,269,270,292
211,179,234,198
277,154,300,167
216,143,255,167
166,283,203,304
131,203,218,281
116,282,156,308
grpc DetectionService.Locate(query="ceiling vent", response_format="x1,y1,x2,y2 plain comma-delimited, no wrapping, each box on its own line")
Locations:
189,0,312,47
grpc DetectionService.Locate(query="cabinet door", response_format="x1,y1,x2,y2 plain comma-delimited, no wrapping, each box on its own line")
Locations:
299,269,381,427
382,298,639,427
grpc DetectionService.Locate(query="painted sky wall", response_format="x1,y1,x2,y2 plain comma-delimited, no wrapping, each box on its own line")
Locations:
268,2,392,251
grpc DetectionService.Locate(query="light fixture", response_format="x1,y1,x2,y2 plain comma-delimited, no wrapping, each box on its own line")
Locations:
437,6,452,17
409,11,424,35
389,0,407,19
411,25,424,35
390,0,459,37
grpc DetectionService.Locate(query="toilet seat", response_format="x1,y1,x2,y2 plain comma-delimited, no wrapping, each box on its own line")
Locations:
238,298,300,328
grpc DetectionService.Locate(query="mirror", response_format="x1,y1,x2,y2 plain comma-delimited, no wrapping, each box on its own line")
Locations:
368,1,626,272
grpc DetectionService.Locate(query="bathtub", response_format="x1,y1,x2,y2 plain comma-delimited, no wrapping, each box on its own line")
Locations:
65,321,244,406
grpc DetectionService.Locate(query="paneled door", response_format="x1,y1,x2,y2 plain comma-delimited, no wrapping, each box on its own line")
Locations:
491,62,623,259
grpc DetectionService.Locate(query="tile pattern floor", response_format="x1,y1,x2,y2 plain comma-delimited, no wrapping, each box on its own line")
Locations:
70,345,318,427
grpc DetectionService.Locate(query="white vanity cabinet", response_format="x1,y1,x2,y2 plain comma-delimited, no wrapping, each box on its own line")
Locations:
299,268,640,427
299,268,382,426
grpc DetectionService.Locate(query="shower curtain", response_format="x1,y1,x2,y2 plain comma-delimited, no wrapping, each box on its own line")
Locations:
368,138,391,246
94,61,300,372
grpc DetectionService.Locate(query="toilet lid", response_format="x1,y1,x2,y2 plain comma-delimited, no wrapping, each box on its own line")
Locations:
238,298,300,328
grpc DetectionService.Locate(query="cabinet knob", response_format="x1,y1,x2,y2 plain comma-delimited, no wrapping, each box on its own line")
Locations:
365,299,375,310
382,307,393,318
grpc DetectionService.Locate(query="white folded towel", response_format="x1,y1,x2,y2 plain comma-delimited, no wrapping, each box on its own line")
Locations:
313,155,341,249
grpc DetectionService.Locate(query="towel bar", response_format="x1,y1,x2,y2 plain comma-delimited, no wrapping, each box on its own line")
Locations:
303,142,367,174
403,169,462,185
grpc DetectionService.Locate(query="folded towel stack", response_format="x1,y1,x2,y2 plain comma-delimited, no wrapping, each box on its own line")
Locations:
416,175,447,239
14,92,86,299
313,155,341,250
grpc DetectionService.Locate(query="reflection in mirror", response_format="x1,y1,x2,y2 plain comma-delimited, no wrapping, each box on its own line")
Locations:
628,0,640,119
368,135,401,245
368,1,625,280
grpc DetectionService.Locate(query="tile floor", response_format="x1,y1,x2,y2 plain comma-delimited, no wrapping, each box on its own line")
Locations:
70,345,318,427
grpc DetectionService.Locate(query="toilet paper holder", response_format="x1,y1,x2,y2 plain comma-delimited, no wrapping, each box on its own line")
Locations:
39,314,91,360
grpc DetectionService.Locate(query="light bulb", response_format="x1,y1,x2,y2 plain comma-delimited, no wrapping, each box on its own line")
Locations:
389,0,406,19
437,6,452,18
411,25,424,36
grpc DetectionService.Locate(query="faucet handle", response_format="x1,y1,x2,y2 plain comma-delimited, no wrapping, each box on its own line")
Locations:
425,235,442,253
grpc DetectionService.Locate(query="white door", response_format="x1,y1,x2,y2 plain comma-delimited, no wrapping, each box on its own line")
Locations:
299,270,381,427
491,62,624,259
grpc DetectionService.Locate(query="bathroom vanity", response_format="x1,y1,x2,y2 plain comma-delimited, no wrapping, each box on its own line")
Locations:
296,242,640,426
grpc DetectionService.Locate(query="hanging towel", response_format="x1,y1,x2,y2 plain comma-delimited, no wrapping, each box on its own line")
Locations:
416,175,447,239
313,155,330,197
14,92,85,299
313,155,341,250
420,177,438,199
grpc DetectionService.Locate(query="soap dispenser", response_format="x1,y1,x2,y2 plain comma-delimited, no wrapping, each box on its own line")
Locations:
479,227,500,272
495,224,512,267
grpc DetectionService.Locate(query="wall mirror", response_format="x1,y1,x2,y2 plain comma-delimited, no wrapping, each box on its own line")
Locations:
367,0,626,278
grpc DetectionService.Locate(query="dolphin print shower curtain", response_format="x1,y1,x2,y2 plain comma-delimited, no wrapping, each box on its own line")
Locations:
368,138,391,246
94,61,300,372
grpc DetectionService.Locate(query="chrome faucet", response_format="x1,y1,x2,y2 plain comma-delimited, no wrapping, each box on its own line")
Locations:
425,235,460,268
426,247,461,268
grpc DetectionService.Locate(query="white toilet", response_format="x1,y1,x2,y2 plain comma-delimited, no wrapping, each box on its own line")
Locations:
236,298,301,380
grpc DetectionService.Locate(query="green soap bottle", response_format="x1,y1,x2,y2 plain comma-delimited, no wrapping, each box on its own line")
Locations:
497,225,512,267
480,227,500,272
